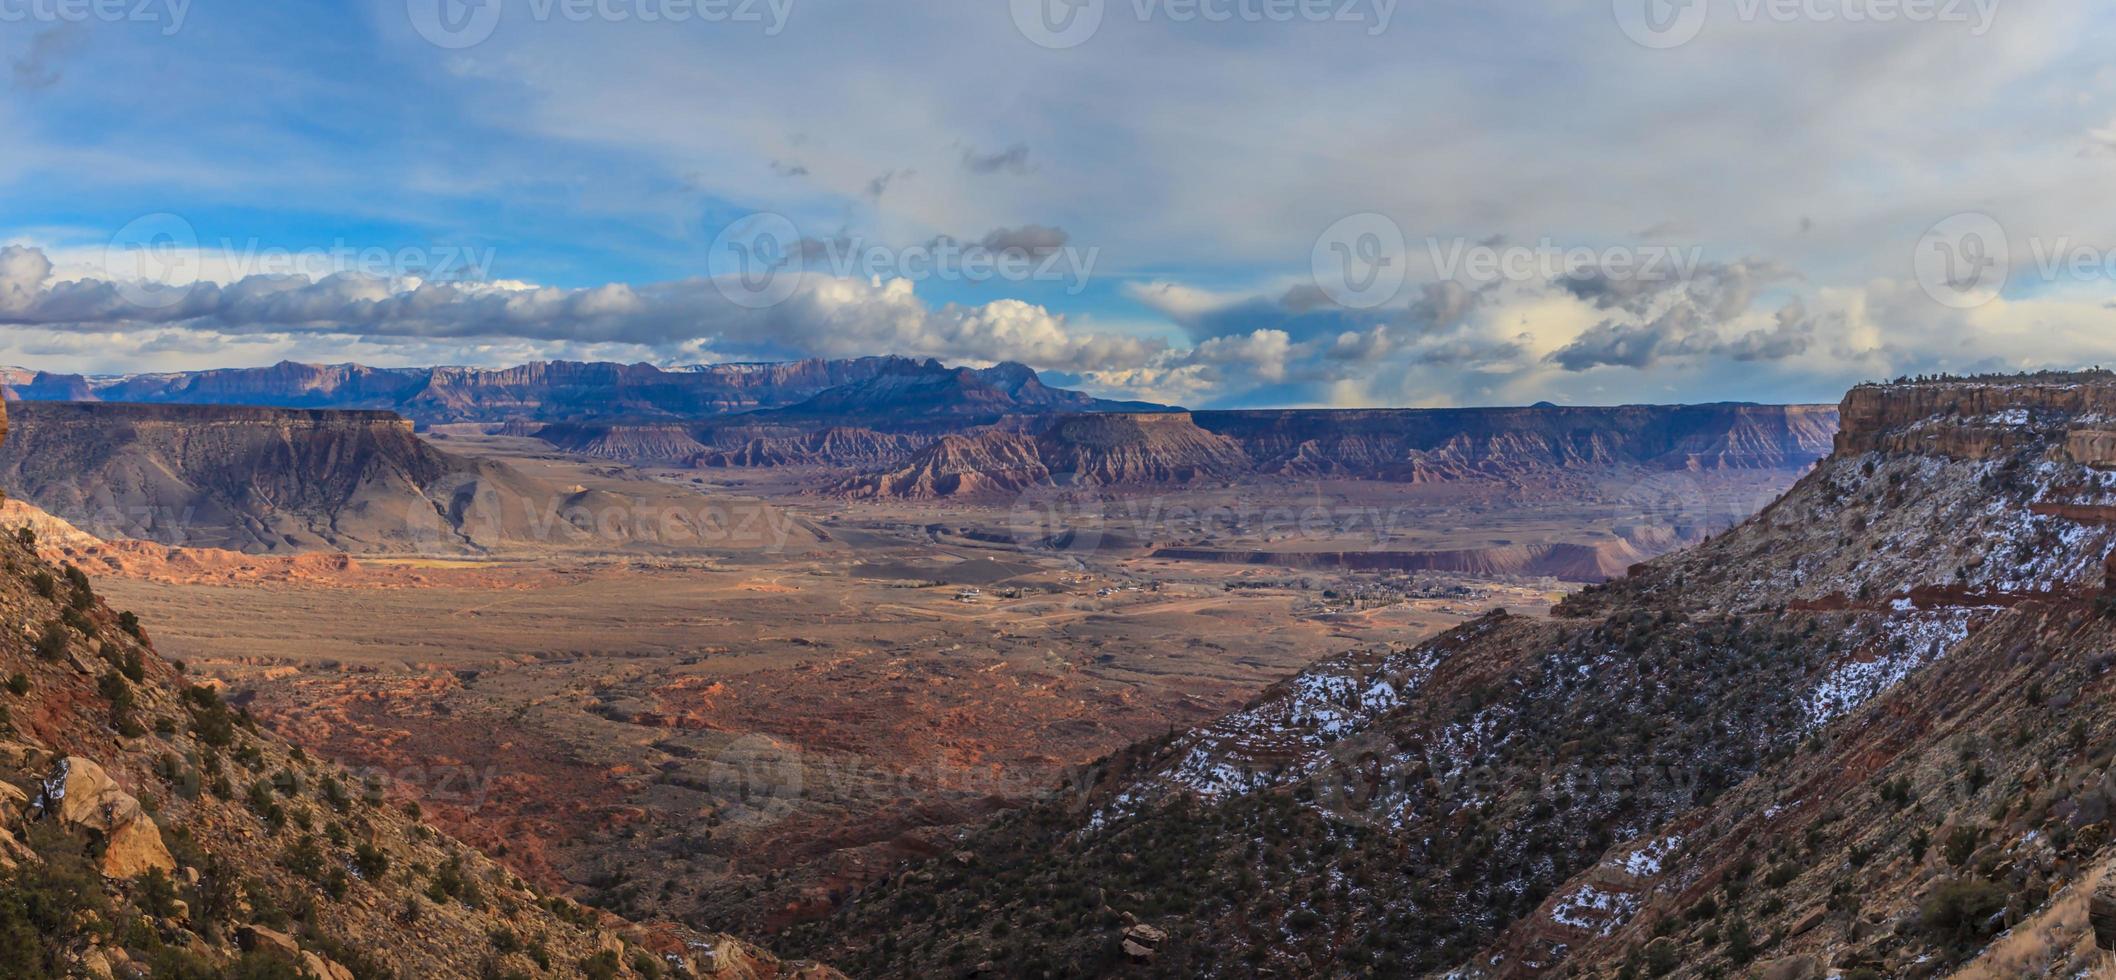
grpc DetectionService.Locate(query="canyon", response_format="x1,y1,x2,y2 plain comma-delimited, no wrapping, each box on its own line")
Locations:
0,357,1864,977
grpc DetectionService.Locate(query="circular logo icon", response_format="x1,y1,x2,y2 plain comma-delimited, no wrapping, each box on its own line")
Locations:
1312,213,1407,310
1914,212,2008,310
408,0,503,50
708,212,805,310
704,734,805,825
103,213,200,312
1006,488,1110,558
1010,0,1104,49
1614,0,1707,49
405,471,507,554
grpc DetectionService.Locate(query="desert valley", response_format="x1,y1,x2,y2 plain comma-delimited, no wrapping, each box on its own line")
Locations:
0,357,1853,974
11,4,2116,976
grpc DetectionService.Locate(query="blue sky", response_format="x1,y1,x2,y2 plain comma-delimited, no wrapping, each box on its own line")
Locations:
4,0,2116,407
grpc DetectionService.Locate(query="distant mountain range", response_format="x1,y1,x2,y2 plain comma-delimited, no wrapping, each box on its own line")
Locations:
0,356,1157,424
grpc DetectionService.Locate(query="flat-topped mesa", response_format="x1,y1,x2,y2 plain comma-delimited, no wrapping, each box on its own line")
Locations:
1835,375,2116,465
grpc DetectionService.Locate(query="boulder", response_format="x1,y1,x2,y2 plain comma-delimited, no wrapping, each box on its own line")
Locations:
100,818,176,879
301,951,357,980
1122,921,1167,962
0,739,43,770
33,757,175,878
2091,879,2116,951
237,924,303,960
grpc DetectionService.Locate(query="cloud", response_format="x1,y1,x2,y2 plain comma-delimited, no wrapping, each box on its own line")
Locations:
974,224,1069,256
961,143,1033,176
0,244,1157,374
11,26,84,92
865,169,911,199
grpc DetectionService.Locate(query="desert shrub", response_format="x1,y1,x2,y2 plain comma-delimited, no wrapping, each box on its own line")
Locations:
1724,917,1755,963
1944,825,1980,867
282,835,326,881
1920,877,2006,947
1642,937,1680,976
184,685,236,747
248,780,286,830
352,843,389,879
578,951,622,980
4,674,27,696
33,622,66,661
136,867,181,918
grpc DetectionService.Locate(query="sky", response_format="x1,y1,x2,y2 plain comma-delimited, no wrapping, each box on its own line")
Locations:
2,0,2114,408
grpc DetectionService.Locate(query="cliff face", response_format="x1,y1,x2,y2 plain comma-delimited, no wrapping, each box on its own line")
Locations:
792,375,2116,979
1835,378,2116,464
835,403,1838,499
0,403,544,553
0,398,842,978
1196,403,1839,479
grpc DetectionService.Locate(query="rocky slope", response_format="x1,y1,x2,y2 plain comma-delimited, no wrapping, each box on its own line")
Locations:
833,413,1250,500
0,402,680,555
0,399,840,979
785,373,2116,978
